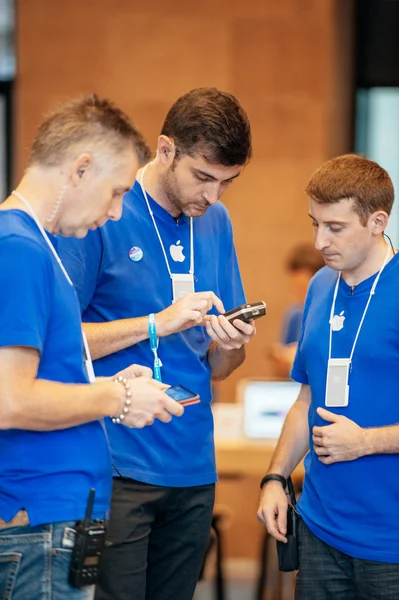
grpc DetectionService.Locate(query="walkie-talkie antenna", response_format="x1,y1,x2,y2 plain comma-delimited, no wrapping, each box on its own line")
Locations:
83,488,95,526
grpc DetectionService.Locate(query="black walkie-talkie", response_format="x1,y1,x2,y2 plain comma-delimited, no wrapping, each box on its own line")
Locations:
69,488,106,589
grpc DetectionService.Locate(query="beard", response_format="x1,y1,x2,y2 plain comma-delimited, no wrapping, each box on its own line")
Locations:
161,168,211,217
161,169,185,215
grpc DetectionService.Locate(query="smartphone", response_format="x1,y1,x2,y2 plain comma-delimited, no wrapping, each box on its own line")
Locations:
164,385,200,406
224,301,267,324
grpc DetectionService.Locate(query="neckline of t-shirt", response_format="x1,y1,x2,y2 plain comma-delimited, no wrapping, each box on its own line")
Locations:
0,207,57,246
339,251,399,295
0,207,33,222
133,180,189,226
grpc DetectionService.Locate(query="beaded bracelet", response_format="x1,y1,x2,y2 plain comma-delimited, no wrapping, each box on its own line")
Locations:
112,376,132,424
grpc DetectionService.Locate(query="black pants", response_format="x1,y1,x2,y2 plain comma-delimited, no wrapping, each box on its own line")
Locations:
295,518,399,600
95,477,215,600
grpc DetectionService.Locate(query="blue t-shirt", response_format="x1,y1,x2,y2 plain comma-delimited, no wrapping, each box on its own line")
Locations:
292,255,399,562
0,210,112,527
58,181,245,487
281,303,303,344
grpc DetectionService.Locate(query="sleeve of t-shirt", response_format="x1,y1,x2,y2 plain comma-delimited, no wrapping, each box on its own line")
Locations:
0,236,53,352
220,215,246,312
57,229,103,314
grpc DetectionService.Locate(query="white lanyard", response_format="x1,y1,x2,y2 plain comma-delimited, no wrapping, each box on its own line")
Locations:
328,242,391,362
11,190,96,383
11,190,73,286
139,165,194,278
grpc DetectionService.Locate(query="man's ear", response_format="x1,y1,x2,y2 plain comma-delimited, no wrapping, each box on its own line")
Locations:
71,153,92,185
157,136,175,165
369,210,389,236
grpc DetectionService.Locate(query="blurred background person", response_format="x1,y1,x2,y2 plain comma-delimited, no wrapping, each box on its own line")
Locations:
268,243,325,378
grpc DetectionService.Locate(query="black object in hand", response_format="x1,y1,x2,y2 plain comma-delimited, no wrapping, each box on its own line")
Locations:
276,477,299,572
224,301,266,324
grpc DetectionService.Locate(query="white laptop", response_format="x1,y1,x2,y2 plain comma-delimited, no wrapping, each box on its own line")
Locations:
240,379,301,440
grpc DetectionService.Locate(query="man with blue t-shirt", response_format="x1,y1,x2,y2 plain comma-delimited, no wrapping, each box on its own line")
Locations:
58,87,255,600
0,95,183,600
258,154,399,599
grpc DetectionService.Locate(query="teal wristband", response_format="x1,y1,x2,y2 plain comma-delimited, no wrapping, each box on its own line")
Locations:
148,314,162,382
148,313,158,352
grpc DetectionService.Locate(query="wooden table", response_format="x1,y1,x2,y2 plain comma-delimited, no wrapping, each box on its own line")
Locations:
215,437,304,481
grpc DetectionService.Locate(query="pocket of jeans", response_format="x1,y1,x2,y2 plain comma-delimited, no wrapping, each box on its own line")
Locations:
51,547,72,559
51,547,72,595
0,552,22,599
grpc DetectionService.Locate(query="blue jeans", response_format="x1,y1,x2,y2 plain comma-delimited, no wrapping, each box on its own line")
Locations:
0,521,95,600
295,518,399,600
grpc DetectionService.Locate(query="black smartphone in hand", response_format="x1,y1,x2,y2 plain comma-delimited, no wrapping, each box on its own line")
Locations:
224,301,267,324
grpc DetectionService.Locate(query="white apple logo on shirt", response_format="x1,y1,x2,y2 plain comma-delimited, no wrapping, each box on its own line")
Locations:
169,240,185,262
331,310,345,331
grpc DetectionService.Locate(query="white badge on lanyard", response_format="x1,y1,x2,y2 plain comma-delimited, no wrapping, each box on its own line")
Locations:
172,274,195,303
325,358,350,407
139,165,195,302
325,242,391,408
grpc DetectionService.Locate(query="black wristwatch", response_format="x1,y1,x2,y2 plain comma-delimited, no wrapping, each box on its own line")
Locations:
260,473,287,490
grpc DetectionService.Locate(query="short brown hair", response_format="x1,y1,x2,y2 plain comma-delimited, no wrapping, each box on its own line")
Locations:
305,154,394,224
29,94,151,168
161,88,252,166
286,243,325,275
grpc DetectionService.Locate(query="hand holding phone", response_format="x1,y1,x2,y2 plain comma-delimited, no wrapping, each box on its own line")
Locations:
164,384,200,406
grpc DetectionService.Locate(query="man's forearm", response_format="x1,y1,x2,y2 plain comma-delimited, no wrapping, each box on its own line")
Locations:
208,343,245,381
1,379,123,431
362,424,399,456
267,386,311,478
83,318,150,360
